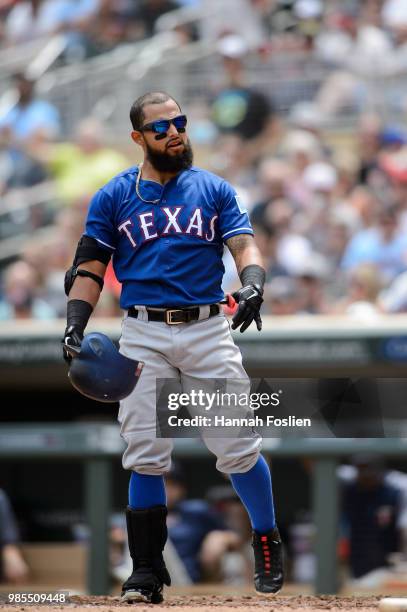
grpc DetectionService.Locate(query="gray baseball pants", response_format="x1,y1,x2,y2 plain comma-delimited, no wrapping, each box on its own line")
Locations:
118,307,262,475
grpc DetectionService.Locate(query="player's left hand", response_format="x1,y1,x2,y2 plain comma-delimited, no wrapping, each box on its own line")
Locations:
231,284,263,333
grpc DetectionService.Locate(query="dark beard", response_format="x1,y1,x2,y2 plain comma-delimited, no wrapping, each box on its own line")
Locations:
145,138,193,173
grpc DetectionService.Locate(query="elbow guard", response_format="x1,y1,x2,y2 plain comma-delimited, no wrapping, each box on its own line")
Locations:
74,235,112,266
64,266,104,296
64,235,111,296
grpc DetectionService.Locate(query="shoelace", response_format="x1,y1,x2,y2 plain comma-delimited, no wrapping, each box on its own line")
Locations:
260,535,280,575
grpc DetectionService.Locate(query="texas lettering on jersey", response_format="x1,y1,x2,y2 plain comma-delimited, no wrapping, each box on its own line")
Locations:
85,165,253,308
118,206,218,248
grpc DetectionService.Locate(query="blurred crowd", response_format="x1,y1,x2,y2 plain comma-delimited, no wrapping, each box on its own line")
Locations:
2,0,407,319
0,0,199,55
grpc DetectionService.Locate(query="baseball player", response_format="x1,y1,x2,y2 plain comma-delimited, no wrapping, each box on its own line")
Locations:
63,91,283,604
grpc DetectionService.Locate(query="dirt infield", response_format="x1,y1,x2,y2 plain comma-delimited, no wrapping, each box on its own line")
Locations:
0,594,386,612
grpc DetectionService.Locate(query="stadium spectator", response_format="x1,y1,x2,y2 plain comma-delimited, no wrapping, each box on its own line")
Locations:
0,0,15,45
201,0,268,47
342,455,401,580
330,264,383,318
209,134,257,203
259,197,314,278
250,158,292,224
279,130,323,210
355,114,383,184
341,206,407,283
339,459,407,558
321,218,353,271
0,260,56,320
293,253,330,314
4,0,73,44
32,117,129,201
0,489,29,584
380,270,407,314
210,34,276,160
4,0,100,51
0,74,60,143
206,484,253,584
165,463,241,583
248,223,287,284
85,2,132,53
298,161,339,251
0,74,55,191
93,0,200,50
0,142,47,192
131,0,179,38
343,186,379,231
33,209,82,317
287,102,331,161
263,277,302,316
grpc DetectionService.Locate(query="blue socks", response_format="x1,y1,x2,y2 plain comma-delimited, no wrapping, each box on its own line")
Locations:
129,471,166,509
230,455,276,534
128,455,276,533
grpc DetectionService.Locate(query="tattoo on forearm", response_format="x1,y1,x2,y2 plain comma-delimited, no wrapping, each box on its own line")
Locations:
226,234,263,274
226,234,254,259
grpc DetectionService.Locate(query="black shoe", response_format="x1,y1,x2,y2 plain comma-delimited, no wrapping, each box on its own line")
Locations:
252,527,284,594
121,567,164,604
122,506,171,604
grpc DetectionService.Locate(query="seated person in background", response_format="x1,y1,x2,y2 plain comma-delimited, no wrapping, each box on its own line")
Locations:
4,0,99,48
0,489,29,584
166,463,241,582
0,260,56,320
206,484,253,584
342,454,401,579
31,117,129,201
110,463,242,585
0,74,55,191
0,74,60,144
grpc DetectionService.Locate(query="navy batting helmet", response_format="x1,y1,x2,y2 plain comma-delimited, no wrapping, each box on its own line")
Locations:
68,332,143,402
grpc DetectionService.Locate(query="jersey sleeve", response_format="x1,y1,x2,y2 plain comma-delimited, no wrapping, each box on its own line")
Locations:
217,181,254,242
84,189,117,252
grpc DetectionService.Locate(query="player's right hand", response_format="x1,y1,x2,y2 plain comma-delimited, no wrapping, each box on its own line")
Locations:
62,325,83,364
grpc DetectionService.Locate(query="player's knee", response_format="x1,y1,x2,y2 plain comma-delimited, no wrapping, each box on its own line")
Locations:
122,437,172,475
215,448,260,474
211,434,262,474
126,460,171,475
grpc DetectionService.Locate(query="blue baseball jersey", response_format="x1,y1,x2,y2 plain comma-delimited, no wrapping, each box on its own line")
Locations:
85,165,253,308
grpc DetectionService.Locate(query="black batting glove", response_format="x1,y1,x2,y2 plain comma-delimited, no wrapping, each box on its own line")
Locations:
231,284,263,333
62,299,93,364
62,325,83,364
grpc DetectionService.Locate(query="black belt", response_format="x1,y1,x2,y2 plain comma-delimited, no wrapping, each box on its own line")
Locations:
128,304,220,325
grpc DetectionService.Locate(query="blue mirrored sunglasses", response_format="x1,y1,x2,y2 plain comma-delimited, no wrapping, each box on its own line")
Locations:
141,114,187,135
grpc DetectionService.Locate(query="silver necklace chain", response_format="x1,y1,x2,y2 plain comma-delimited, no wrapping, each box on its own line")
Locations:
135,163,161,204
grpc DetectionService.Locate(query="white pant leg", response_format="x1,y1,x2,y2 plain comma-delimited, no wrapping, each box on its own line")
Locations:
176,313,262,474
119,316,177,474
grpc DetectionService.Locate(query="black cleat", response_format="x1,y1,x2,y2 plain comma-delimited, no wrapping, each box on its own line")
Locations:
252,527,284,595
121,587,163,605
121,567,165,604
121,588,160,604
121,506,171,605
